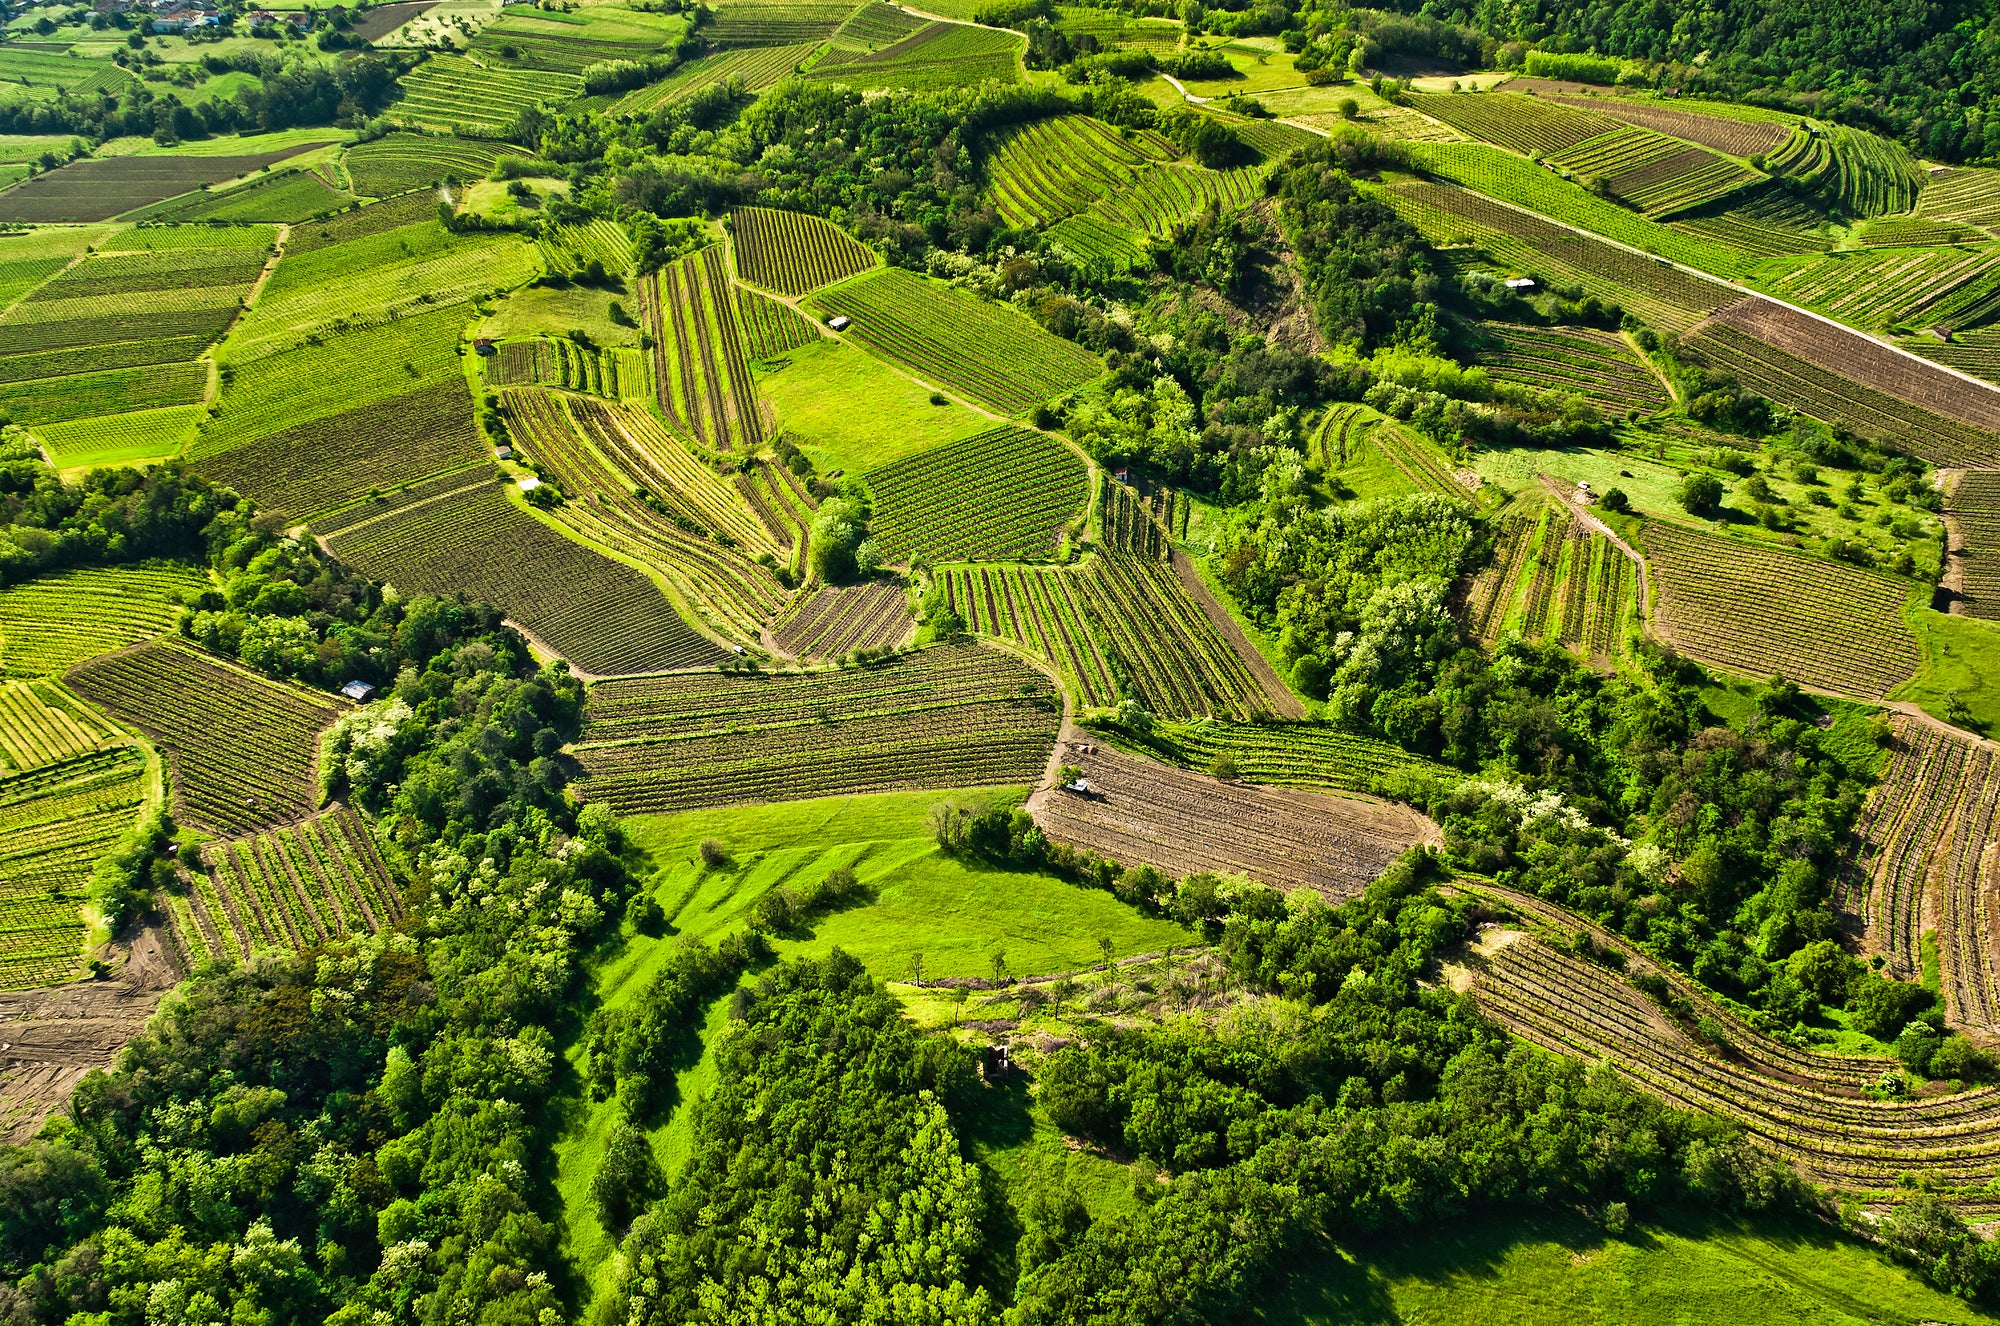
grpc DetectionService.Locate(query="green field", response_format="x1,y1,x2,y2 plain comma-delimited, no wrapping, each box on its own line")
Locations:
758,336,988,471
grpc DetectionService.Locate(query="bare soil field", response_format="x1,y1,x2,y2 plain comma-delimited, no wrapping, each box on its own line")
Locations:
1026,741,1436,898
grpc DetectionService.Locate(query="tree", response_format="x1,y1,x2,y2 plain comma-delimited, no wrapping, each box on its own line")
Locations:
1679,472,1725,518
593,1121,664,1231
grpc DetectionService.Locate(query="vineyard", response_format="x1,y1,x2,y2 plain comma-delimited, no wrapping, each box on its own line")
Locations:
1476,322,1668,410
322,476,727,676
1760,246,2000,331
806,22,1022,90
0,679,123,772
704,0,857,47
1544,95,1790,158
1545,127,1760,217
0,563,209,678
1409,92,1613,156
641,245,767,452
1026,741,1436,898
485,338,631,397
0,747,148,988
863,426,1089,564
573,642,1061,814
181,808,406,965
66,639,338,837
1461,507,1635,661
1116,717,1451,796
938,561,1120,708
984,115,1178,229
342,134,524,198
1918,167,2000,228
809,268,1102,414
196,379,484,525
1642,521,1922,698
0,145,324,223
736,287,822,359
769,581,912,659
1460,921,2000,1208
1077,553,1279,720
501,388,786,644
613,44,817,114
1690,300,2000,467
1949,469,2000,618
1383,177,1731,331
133,169,353,225
390,54,581,134
729,206,875,296
1100,477,1179,558
467,6,680,74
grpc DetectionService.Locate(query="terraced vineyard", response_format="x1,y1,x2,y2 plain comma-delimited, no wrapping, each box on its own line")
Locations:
390,54,580,134
730,207,875,296
1544,95,1790,157
502,388,785,644
770,582,911,660
864,426,1088,564
183,808,406,964
0,747,148,987
705,0,857,47
573,642,1061,813
0,563,209,677
485,339,631,397
938,562,1119,708
613,44,817,113
642,245,766,451
1462,923,2000,1209
1476,323,1668,410
737,287,822,359
810,268,1102,414
1762,246,2000,331
1028,741,1435,898
1642,521,1922,697
1410,92,1614,156
1689,301,2000,467
67,639,339,836
1919,167,2000,228
1949,469,2000,618
1545,127,1760,217
321,474,726,676
985,115,1177,229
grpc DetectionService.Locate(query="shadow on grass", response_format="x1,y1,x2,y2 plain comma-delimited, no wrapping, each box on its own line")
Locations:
1258,1205,1918,1326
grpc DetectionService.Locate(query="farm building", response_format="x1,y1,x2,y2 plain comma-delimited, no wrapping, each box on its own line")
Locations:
340,680,378,702
827,315,851,331
1504,277,1538,291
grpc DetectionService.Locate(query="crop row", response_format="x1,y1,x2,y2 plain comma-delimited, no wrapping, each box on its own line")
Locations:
136,170,353,226
537,220,634,277
0,747,148,987
806,22,1022,91
1688,310,2000,468
1950,469,2000,620
1411,92,1613,156
736,286,821,359
1032,741,1429,899
1548,128,1757,217
1369,417,1464,496
0,562,207,678
1045,213,1146,268
832,1,928,48
0,146,321,224
574,642,1061,813
939,561,1119,708
1919,166,2000,228
1134,717,1449,795
0,679,120,773
198,378,484,526
644,245,766,451
1091,162,1262,238
1936,739,2000,1032
342,133,523,198
811,267,1101,415
1478,322,1667,408
1467,934,2000,1202
770,581,911,660
613,43,817,114
730,207,875,296
326,476,724,677
1669,211,1830,261
504,388,784,643
1765,246,2000,330
569,395,779,550
1642,520,1922,698
1100,477,1173,559
191,807,405,964
486,338,628,397
67,638,340,837
1079,553,1268,720
704,3,855,47
864,425,1087,564
391,55,581,133
986,113,1176,229
1544,94,1789,157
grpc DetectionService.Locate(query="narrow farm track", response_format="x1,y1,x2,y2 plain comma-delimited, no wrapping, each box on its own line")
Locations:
1166,549,1307,719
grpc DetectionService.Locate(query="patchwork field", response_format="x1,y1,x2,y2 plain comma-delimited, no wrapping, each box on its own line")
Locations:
769,582,911,660
864,426,1089,564
391,54,581,134
0,563,209,678
0,144,329,222
1462,507,1636,660
642,244,766,452
0,747,148,987
183,807,406,964
807,21,1022,90
730,207,875,296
